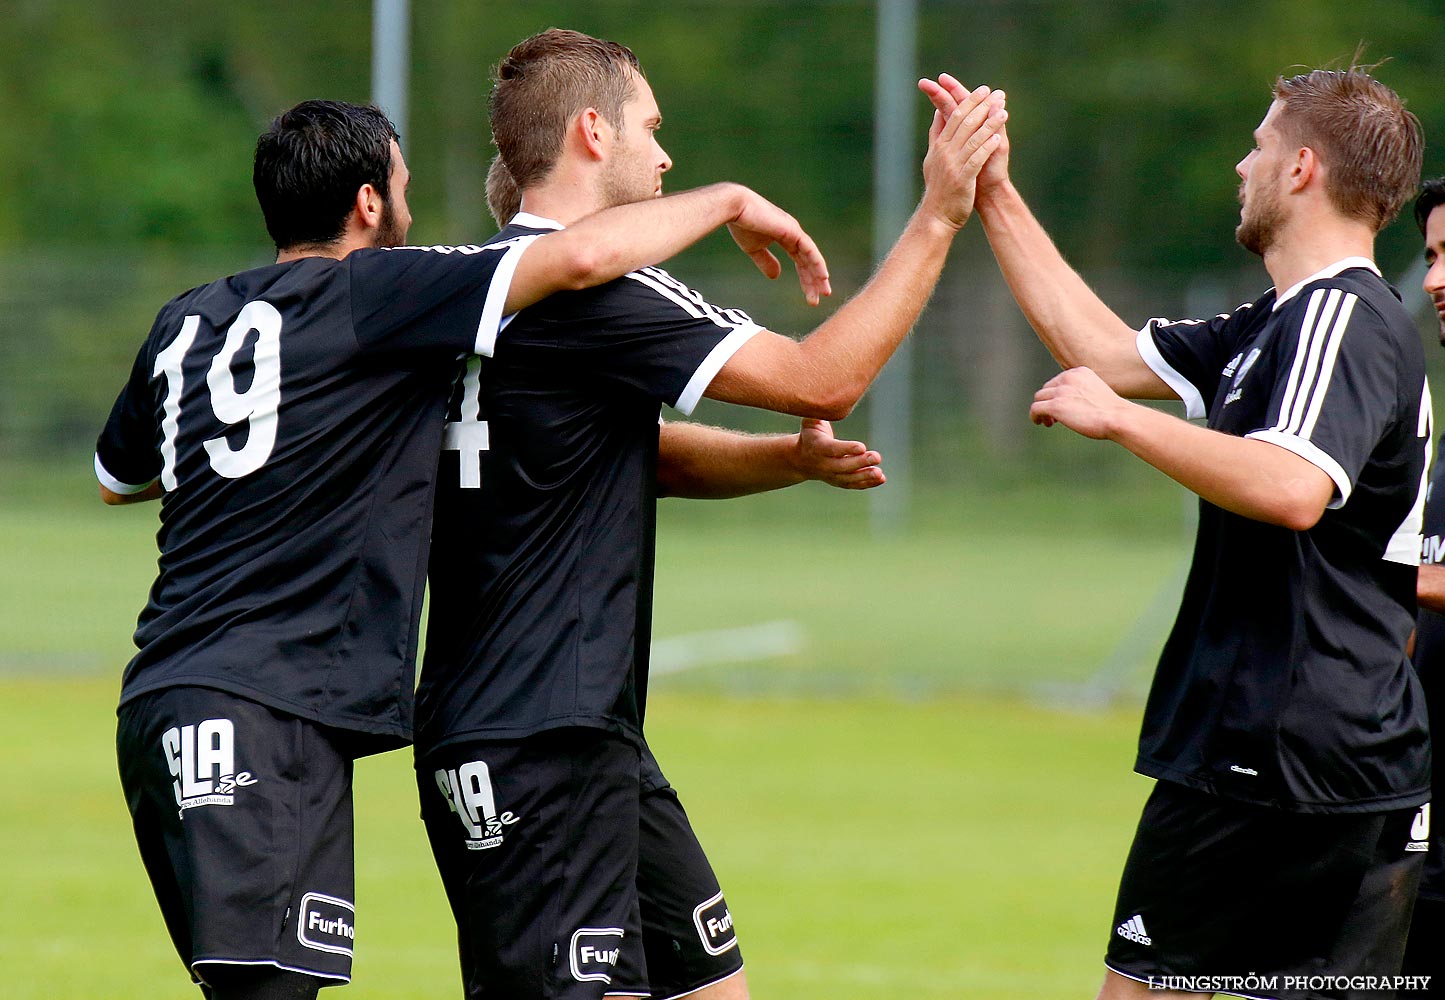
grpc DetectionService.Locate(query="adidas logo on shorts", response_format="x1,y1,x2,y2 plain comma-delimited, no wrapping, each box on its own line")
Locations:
1116,914,1152,946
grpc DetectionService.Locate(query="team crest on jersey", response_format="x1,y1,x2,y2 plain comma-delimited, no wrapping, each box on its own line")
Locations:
1223,348,1261,406
1407,803,1431,852
434,761,520,850
692,891,738,955
570,927,625,984
162,719,257,813
297,892,356,956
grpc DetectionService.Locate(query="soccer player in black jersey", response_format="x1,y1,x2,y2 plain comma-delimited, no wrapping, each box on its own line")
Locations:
414,28,1006,1000
1404,177,1445,993
95,98,853,1000
480,151,887,997
926,68,1430,999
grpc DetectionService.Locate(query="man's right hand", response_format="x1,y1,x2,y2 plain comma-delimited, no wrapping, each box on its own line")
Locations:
919,74,1011,202
917,83,1008,231
726,186,832,306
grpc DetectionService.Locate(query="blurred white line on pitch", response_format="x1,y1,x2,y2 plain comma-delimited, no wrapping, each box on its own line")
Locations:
651,620,805,676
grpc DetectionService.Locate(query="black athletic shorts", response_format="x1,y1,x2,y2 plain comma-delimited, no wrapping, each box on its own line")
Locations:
418,728,647,999
638,776,744,999
116,687,357,987
1106,781,1428,1000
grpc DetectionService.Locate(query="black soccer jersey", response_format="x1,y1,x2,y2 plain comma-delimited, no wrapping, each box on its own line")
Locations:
95,239,539,747
1412,439,1445,899
1135,258,1432,812
416,214,762,751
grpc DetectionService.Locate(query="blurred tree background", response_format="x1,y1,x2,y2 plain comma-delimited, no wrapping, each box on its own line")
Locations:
3,0,1445,497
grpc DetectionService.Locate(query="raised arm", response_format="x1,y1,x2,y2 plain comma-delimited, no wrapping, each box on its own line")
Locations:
657,418,884,499
506,182,830,312
701,86,1008,420
919,74,1172,400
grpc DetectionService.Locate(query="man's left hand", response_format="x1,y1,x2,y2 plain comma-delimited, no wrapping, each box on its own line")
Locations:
791,418,885,489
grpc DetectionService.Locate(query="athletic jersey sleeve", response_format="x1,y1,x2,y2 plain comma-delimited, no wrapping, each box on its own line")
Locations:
1243,285,1402,508
1138,303,1255,419
348,236,542,359
94,331,162,493
509,265,761,416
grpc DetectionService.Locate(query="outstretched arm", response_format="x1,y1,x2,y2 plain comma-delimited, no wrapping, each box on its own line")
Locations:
657,419,884,499
1031,366,1334,529
702,86,1009,420
919,74,1172,400
506,183,831,312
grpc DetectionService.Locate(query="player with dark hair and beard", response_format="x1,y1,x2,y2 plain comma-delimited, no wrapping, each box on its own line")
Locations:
925,65,1430,999
95,97,853,1000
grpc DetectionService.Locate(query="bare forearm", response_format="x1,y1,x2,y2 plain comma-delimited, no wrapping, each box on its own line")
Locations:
1419,564,1445,614
506,183,747,311
657,423,804,499
709,207,957,419
977,182,1168,398
795,208,956,407
705,89,1006,420
1107,403,1332,529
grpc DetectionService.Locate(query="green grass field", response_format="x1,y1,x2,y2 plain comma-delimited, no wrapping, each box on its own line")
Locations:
0,458,1186,998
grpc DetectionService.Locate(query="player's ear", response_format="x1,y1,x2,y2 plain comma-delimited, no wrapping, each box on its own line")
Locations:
1288,146,1316,194
355,183,384,230
575,108,609,162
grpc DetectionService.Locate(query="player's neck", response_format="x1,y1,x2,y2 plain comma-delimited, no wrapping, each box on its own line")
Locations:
275,237,367,264
516,193,595,227
1263,216,1376,296
518,167,607,227
275,214,383,263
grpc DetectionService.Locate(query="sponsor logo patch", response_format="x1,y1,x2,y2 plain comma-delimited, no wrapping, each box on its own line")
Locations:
692,890,738,956
1408,803,1431,853
162,719,257,815
569,927,624,984
297,892,356,956
434,761,520,850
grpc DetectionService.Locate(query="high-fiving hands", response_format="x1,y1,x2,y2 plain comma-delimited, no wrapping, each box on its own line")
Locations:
917,82,1008,231
918,73,1012,200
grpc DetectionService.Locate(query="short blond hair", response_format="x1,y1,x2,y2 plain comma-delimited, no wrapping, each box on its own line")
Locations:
490,29,642,189
1272,68,1423,231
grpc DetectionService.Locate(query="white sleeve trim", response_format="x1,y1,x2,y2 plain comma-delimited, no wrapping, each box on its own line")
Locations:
672,324,762,416
475,234,544,357
1136,324,1206,419
94,453,155,495
1245,429,1352,509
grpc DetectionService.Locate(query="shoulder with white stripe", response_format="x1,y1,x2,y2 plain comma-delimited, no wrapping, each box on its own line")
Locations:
1141,300,1254,333
379,240,522,256
622,266,755,330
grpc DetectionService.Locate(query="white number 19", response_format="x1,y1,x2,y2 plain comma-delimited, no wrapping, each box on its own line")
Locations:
152,301,283,489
